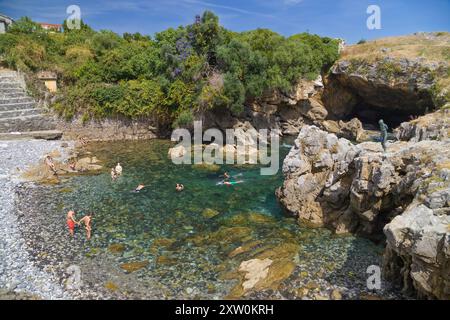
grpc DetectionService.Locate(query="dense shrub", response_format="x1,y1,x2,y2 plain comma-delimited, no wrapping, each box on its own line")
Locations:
0,11,340,125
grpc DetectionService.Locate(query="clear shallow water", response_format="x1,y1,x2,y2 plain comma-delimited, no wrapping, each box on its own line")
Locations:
37,139,394,299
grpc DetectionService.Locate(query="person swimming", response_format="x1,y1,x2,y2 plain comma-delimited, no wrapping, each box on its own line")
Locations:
223,180,244,186
134,183,145,192
176,183,184,192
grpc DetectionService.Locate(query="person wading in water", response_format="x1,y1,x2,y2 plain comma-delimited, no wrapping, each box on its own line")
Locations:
66,210,79,237
79,214,93,240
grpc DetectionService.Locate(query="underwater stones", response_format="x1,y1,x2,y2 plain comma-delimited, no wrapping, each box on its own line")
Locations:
210,226,253,243
330,289,342,300
108,243,126,254
239,258,273,291
256,259,296,290
247,213,275,224
119,261,149,273
156,255,177,266
255,243,300,261
234,257,297,295
151,238,176,249
222,214,248,226
202,208,220,219
192,163,221,172
76,157,103,171
228,240,263,258
104,281,119,292
296,287,309,298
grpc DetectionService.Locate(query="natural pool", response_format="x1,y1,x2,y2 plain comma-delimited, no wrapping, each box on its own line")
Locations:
17,139,400,299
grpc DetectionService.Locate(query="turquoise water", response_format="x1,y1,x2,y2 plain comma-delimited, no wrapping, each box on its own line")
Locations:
49,139,389,299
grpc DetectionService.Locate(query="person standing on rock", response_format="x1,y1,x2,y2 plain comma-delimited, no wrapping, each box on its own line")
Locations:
379,119,389,151
79,214,93,240
66,210,78,237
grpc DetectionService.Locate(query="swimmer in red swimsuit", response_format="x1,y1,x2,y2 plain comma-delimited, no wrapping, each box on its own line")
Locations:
67,210,78,237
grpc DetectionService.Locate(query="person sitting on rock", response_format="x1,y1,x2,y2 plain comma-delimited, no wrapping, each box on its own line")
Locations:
176,183,184,192
69,160,77,172
115,163,123,176
79,214,93,240
66,210,79,237
45,155,57,174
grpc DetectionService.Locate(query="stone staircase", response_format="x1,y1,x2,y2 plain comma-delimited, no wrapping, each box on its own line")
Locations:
0,70,62,140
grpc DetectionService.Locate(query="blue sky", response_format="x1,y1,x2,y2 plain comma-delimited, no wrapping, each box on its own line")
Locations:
1,0,449,43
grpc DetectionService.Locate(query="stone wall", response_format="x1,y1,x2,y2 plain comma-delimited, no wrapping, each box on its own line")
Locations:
56,116,158,141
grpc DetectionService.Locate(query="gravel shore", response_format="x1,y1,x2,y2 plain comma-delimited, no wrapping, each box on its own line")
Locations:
0,140,74,299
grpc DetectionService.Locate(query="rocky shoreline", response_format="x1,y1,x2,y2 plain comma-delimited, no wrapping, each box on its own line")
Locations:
0,140,73,299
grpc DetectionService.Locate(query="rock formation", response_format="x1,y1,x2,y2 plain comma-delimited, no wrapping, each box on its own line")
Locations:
277,124,449,299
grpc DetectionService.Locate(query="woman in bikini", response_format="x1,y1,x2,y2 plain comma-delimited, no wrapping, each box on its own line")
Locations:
79,214,93,240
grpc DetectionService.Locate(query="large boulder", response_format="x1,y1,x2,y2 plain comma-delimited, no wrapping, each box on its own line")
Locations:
383,204,450,299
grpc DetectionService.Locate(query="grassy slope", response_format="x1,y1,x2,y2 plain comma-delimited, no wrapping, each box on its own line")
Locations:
340,32,450,105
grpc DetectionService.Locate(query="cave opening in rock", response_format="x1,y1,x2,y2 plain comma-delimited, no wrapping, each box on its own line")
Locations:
347,101,428,129
324,75,435,130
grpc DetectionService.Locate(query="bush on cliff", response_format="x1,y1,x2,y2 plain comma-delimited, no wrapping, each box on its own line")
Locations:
0,11,340,125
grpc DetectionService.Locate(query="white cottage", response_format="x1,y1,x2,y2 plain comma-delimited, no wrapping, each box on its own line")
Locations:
0,14,14,34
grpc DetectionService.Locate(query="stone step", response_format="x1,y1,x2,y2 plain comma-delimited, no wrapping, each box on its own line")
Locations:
0,72,19,78
0,92,29,99
0,97,34,104
0,108,42,118
0,130,62,141
0,77,18,83
0,83,23,89
0,114,56,132
0,102,36,112
0,87,26,93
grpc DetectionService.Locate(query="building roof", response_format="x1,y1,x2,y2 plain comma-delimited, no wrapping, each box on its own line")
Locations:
0,13,14,22
38,22,63,27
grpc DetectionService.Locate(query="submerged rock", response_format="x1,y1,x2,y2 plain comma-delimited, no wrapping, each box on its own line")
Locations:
108,243,126,254
202,208,220,219
119,261,149,273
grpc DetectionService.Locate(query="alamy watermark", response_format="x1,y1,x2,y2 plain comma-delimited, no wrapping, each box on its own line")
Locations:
170,121,280,175
66,5,81,30
366,265,381,290
65,264,82,290
367,5,381,30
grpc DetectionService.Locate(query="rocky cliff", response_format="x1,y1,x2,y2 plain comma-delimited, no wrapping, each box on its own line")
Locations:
323,32,449,128
277,123,449,299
